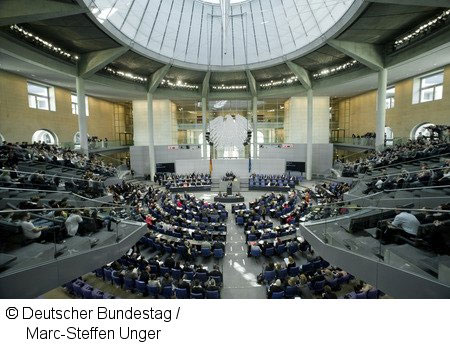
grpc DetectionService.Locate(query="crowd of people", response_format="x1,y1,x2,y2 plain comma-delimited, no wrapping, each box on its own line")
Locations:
340,138,450,177
222,171,236,181
362,159,450,194
98,246,223,298
249,174,299,188
0,141,119,198
154,173,211,189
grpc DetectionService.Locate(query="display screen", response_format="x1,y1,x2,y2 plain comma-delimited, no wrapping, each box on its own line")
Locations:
286,161,305,172
156,162,175,173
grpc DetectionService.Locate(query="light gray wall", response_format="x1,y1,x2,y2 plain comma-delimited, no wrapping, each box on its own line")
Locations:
259,143,333,175
154,145,202,163
132,144,332,176
131,145,203,176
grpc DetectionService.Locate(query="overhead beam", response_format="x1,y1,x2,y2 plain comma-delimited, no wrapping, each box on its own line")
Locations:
202,71,211,98
0,0,88,26
77,47,129,78
328,39,385,71
367,0,450,7
286,61,312,90
245,70,257,97
0,33,76,76
147,64,171,93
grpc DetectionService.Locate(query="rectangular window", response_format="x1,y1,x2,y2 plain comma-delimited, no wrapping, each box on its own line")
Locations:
419,72,443,103
71,93,89,116
71,94,78,115
385,86,395,109
27,82,50,110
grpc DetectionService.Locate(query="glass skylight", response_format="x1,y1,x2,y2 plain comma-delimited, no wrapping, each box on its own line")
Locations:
85,0,360,70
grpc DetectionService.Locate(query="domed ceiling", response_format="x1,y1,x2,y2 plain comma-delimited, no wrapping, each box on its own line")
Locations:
83,0,360,70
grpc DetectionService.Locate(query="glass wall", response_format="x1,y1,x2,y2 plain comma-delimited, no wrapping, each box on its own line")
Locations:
173,99,286,158
256,99,285,144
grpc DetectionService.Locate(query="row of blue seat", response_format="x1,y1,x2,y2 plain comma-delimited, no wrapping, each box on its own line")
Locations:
250,242,300,257
64,279,116,299
96,268,221,299
263,259,332,283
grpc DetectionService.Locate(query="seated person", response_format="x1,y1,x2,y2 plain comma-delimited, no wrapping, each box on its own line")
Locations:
65,210,83,237
322,285,337,299
380,210,420,243
148,274,161,293
191,280,205,297
298,274,314,299
19,212,51,242
267,279,284,298
209,264,223,280
176,275,191,296
286,256,296,269
206,278,220,292
160,273,173,288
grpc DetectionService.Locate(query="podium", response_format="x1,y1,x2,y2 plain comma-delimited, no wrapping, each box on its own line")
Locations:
227,183,232,195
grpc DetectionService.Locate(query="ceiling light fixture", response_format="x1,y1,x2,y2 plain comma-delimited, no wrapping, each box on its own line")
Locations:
312,60,358,79
160,78,199,90
394,9,450,50
9,24,78,62
104,66,147,83
211,84,247,90
259,75,299,89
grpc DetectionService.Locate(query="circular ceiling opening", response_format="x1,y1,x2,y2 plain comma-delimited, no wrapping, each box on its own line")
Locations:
85,0,360,70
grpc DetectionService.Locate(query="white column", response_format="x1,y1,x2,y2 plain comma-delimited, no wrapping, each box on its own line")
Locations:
202,97,207,158
252,96,257,159
306,89,313,180
75,76,88,155
147,92,156,181
376,68,387,148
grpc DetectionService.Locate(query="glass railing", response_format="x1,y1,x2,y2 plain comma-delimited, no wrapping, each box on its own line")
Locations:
301,189,450,290
0,186,145,281
61,140,133,151
331,137,376,147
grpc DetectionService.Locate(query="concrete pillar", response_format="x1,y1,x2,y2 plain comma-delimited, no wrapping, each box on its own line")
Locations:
376,68,387,148
306,89,313,180
75,76,88,155
147,92,156,181
252,96,257,158
202,97,207,158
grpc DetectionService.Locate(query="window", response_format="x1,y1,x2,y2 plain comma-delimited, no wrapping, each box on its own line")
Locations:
411,123,435,140
419,72,443,103
71,93,89,116
199,133,211,158
385,87,395,109
250,131,264,158
31,129,58,145
27,82,50,110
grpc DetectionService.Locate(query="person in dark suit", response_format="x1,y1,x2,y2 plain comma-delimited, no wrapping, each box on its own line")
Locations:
191,280,205,297
176,275,191,296
264,261,275,272
267,279,284,298
163,256,175,269
208,264,222,280
322,285,337,299
212,240,225,251
138,266,150,284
